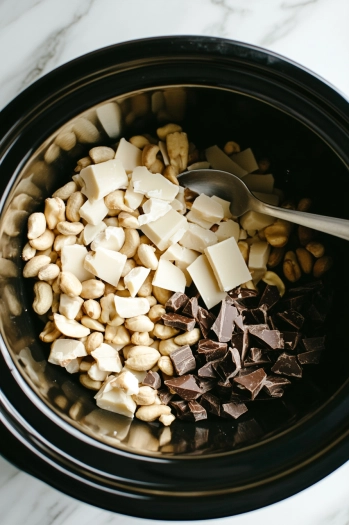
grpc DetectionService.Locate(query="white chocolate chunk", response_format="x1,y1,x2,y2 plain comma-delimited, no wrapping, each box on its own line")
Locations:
179,223,217,253
161,243,199,266
88,363,108,382
168,226,188,245
84,247,126,286
186,210,215,230
152,259,186,293
79,198,108,225
191,194,224,223
96,102,122,139
123,366,147,383
239,210,275,231
61,245,93,282
124,266,151,297
65,358,81,374
59,294,84,320
92,343,123,373
95,386,137,418
253,191,280,206
205,145,247,178
80,159,128,202
243,173,275,193
138,198,172,226
248,241,271,270
48,339,87,367
211,195,233,219
131,166,178,201
205,237,252,292
171,198,186,214
91,226,125,252
230,148,258,174
141,208,188,251
83,221,107,245
239,229,248,240
187,254,226,309
158,141,170,166
216,220,240,242
114,296,150,318
124,185,144,210
112,370,139,395
114,138,142,172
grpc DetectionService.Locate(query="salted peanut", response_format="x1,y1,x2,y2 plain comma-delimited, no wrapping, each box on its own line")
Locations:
238,241,249,263
125,315,154,333
119,229,140,258
81,316,105,332
166,131,189,173
44,143,60,164
283,251,302,282
100,294,122,326
53,181,78,201
27,212,46,239
158,355,174,376
44,197,65,230
85,332,104,354
56,221,84,236
136,404,171,422
83,299,101,319
79,374,102,391
117,212,138,229
53,313,90,338
157,123,182,141
159,414,176,426
261,271,285,297
60,271,82,297
38,263,60,281
54,130,76,151
104,190,133,213
158,337,181,356
152,323,179,340
137,244,159,270
141,144,159,170
298,225,316,246
125,346,160,371
130,332,151,346
89,146,114,164
296,247,313,274
306,241,325,258
32,282,53,315
75,156,92,172
22,242,36,261
264,219,292,248
152,285,173,305
129,135,150,149
297,198,312,212
105,325,131,345
313,256,333,278
145,296,157,307
223,141,241,154
73,117,100,143
80,279,105,299
132,386,157,406
29,229,55,251
66,192,86,222
148,304,166,323
23,254,51,278
174,328,201,346
267,246,285,268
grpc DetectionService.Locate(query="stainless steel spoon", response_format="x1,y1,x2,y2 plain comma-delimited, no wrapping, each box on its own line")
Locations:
178,169,349,241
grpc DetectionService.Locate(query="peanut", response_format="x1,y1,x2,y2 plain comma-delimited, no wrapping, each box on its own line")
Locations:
267,246,285,268
313,256,333,278
33,281,53,315
296,247,313,274
306,241,325,258
60,271,82,297
27,212,46,239
283,251,302,282
136,404,171,422
265,220,292,248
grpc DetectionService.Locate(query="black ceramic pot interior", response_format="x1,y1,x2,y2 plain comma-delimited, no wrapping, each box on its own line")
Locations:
1,84,349,458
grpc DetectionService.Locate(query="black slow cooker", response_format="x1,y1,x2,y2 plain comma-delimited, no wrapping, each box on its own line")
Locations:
0,37,348,520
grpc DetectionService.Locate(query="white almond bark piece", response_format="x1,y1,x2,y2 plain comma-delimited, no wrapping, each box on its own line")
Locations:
124,185,144,210
230,148,259,174
83,221,107,245
124,266,150,297
114,138,142,172
187,254,226,309
53,313,91,338
65,358,81,374
161,243,199,267
191,194,224,223
91,226,125,252
138,198,172,226
79,197,109,225
216,220,240,242
95,387,137,418
141,208,188,251
49,338,87,367
59,294,84,320
84,247,126,286
96,102,122,139
248,241,271,270
205,237,252,292
211,195,233,219
205,145,247,178
186,210,215,230
152,259,186,293
158,141,170,166
168,226,188,245
113,370,139,395
80,159,128,202
239,210,275,231
239,229,248,240
179,223,217,253
123,366,147,383
170,198,186,214
253,191,280,206
243,173,275,193
92,343,123,373
131,166,178,201
88,363,108,382
61,245,93,282
114,296,150,318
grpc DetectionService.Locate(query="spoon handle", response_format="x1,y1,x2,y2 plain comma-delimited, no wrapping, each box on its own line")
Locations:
253,199,349,241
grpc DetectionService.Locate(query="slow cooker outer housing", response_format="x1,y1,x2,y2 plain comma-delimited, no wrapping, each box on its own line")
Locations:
0,37,348,520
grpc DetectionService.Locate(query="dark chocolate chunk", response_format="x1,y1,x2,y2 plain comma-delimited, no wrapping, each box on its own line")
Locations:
165,292,189,312
263,375,291,397
200,392,221,416
165,374,203,400
276,309,304,330
217,347,241,380
234,314,245,332
250,348,263,362
142,370,161,389
211,299,237,342
222,401,248,419
228,286,258,299
233,368,267,399
271,353,302,378
195,376,216,393
162,312,196,331
158,388,174,405
234,419,263,445
242,305,268,325
216,379,234,397
188,400,207,421
231,333,244,354
197,339,227,362
198,359,220,378
302,336,325,353
282,331,301,351
197,306,216,338
297,350,322,365
259,284,281,310
248,325,284,350
170,399,190,418
280,294,305,312
181,296,199,318
170,345,196,376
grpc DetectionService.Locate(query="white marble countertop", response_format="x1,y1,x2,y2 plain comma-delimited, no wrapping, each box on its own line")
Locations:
0,0,348,524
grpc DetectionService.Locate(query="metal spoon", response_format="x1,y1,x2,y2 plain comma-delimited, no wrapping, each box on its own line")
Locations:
178,169,349,241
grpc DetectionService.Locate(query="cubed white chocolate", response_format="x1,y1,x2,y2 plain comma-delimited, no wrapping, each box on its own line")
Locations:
49,338,87,367
243,173,275,193
179,223,217,253
152,259,186,293
124,185,144,210
114,296,150,318
211,195,233,219
205,145,247,178
230,148,258,174
205,237,252,292
141,208,188,251
59,294,84,320
239,210,275,231
191,194,224,223
216,220,240,242
92,343,123,373
80,159,128,202
113,370,139,395
248,241,270,270
187,254,226,309
131,166,178,201
186,210,215,230
84,247,126,286
95,386,137,418
79,198,109,225
114,138,142,172
124,266,151,297
91,226,125,252
61,245,94,282
96,102,122,139
138,198,172,226
83,221,107,245
171,198,186,214
161,243,199,266
88,363,108,382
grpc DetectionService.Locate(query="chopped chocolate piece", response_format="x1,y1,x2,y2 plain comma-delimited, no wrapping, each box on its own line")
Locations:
282,331,301,351
305,303,326,324
242,305,268,325
222,401,248,419
234,419,263,445
142,370,161,389
248,325,284,350
216,379,234,397
228,286,258,299
288,281,323,295
263,375,291,397
250,348,263,362
298,350,322,365
280,294,305,312
276,309,304,330
197,339,227,362
165,374,203,400
170,345,196,376
302,336,325,353
170,399,190,418
195,376,216,393
217,348,241,380
259,285,281,310
231,333,244,354
188,400,207,421
198,359,219,378
162,313,196,331
234,314,244,332
233,368,267,399
197,307,216,338
268,316,278,330
200,392,221,416
182,296,199,319
165,292,189,312
211,299,237,342
271,353,302,378
158,388,174,405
